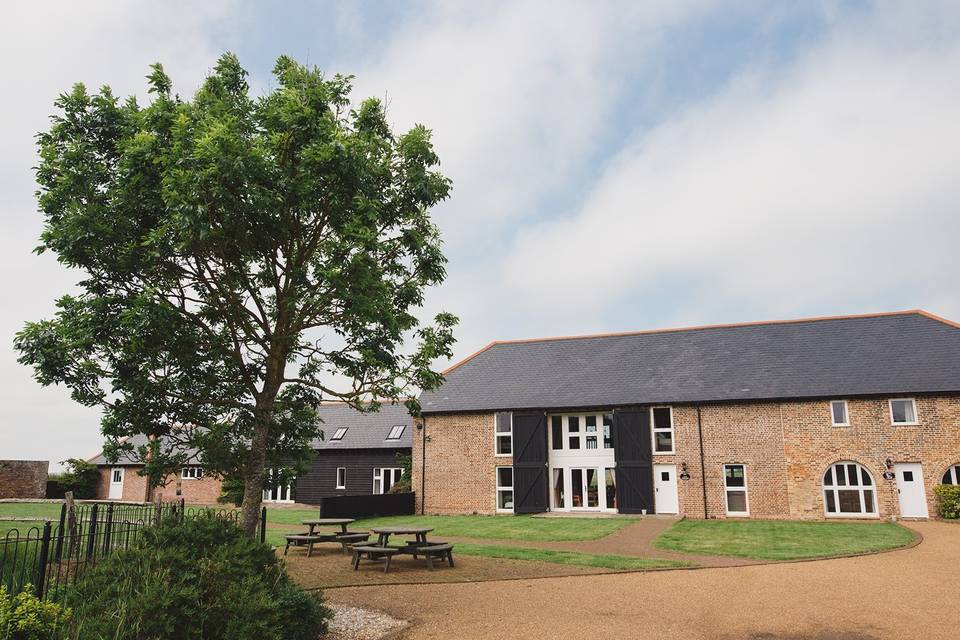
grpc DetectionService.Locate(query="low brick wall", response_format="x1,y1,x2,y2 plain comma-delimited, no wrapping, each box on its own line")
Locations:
0,460,49,499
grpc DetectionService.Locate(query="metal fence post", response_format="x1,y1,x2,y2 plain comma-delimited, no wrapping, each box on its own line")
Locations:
35,521,52,598
180,498,186,524
85,504,99,561
102,503,114,555
260,507,267,544
53,502,66,563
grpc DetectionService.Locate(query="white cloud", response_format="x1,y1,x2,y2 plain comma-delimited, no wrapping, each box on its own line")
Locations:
0,1,234,468
500,7,960,328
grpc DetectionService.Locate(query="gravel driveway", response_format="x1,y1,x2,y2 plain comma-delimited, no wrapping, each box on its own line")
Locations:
326,521,959,639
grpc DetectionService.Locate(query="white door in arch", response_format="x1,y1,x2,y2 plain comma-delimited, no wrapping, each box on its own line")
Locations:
108,467,124,499
653,464,679,514
894,463,929,518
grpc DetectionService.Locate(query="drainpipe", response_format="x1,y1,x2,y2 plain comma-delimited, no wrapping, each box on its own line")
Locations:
420,416,427,515
697,406,708,518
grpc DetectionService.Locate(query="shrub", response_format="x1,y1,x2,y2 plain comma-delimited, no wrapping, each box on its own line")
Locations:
62,516,330,640
217,476,244,507
56,459,100,499
0,584,71,640
388,452,413,494
934,484,960,519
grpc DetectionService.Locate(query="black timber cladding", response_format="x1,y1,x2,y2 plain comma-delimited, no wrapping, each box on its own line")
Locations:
420,312,960,413
612,407,654,513
295,448,408,503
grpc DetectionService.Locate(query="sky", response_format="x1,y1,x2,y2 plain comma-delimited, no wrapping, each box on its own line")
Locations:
2,1,959,469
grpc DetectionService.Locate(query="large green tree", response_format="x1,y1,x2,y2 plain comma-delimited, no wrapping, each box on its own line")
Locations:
16,54,456,533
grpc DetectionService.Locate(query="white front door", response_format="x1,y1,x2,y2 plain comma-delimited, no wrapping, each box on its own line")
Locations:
894,463,929,518
108,467,124,499
653,464,679,514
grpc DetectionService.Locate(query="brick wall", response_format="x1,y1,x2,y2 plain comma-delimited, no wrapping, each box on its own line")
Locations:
418,394,960,520
413,412,505,515
0,460,48,499
95,466,223,504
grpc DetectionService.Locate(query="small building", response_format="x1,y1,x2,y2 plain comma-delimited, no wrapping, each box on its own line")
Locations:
89,402,412,504
413,310,960,520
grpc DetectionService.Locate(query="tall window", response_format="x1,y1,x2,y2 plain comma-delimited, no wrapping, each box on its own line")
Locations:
495,412,512,456
551,416,563,450
942,464,960,485
602,413,613,449
549,413,615,452
336,467,346,489
724,464,748,515
889,398,918,425
373,467,403,494
830,400,849,426
263,469,294,503
181,466,203,480
496,466,514,512
651,407,674,454
823,461,876,516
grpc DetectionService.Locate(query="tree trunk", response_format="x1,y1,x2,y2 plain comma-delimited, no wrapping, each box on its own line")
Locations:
239,401,274,536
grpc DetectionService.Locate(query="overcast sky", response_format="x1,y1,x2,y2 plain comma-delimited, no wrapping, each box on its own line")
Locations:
2,1,959,470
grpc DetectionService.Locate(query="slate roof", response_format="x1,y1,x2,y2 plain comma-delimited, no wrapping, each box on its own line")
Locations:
87,434,201,467
88,403,412,465
419,311,960,414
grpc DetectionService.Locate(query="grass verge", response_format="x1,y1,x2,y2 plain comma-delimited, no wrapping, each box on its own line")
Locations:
653,519,916,560
453,543,691,570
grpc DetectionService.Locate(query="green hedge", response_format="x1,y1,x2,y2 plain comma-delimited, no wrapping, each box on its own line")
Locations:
61,516,330,640
0,584,71,640
934,484,960,519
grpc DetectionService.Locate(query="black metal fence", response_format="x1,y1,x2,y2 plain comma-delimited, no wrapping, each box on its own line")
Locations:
318,491,415,518
0,500,266,601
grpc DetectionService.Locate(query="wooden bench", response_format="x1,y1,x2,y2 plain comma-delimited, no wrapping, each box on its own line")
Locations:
351,545,402,573
335,532,370,553
414,543,455,570
284,534,335,557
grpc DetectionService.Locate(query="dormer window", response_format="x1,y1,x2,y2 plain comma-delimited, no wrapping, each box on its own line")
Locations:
331,427,348,441
386,425,405,440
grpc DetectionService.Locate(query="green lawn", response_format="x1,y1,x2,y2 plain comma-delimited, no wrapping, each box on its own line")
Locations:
340,514,635,542
0,503,63,519
454,543,690,570
653,519,916,560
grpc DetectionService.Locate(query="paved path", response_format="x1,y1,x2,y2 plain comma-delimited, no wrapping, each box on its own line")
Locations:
327,521,959,639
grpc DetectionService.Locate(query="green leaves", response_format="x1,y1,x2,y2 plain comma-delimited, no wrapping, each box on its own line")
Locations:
18,52,457,499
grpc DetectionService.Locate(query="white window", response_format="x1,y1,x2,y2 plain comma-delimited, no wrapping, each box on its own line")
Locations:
112,468,123,483
262,468,295,503
651,407,674,454
181,466,204,480
386,425,405,441
336,467,346,489
331,427,348,441
373,467,403,494
830,401,849,426
723,464,748,516
942,464,960,485
496,466,514,512
549,413,613,451
823,461,877,517
889,398,918,425
495,412,512,456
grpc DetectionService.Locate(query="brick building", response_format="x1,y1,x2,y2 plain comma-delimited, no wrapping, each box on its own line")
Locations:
0,460,49,499
413,311,960,520
89,403,411,505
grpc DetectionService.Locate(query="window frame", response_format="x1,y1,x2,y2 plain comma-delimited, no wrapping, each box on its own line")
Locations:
723,463,749,516
650,406,675,455
942,464,960,485
373,467,403,494
494,412,513,457
888,398,918,425
330,427,348,441
336,467,346,490
496,465,514,513
180,466,204,480
111,467,124,484
822,461,878,518
830,400,850,427
386,425,405,441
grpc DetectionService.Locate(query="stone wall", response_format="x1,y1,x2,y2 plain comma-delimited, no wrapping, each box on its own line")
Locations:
0,460,48,499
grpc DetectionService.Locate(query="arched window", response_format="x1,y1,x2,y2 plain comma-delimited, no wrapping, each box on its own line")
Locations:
823,462,877,517
943,464,960,485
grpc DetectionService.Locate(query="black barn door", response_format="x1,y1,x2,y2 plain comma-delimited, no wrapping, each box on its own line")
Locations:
612,407,654,513
512,412,548,513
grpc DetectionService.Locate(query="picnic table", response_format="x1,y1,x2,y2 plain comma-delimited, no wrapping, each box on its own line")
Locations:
370,526,433,547
302,518,354,535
